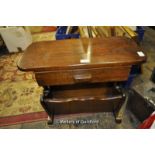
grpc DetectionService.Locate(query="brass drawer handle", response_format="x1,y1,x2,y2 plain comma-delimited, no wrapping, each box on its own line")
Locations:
73,74,92,83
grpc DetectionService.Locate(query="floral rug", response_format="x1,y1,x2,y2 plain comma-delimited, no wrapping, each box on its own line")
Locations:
0,52,48,126
0,31,58,126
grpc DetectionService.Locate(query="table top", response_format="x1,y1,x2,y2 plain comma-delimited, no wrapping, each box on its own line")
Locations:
18,37,146,72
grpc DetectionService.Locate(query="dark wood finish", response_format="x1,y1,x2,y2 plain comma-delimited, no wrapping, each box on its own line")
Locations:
41,83,125,115
18,37,145,72
17,37,146,123
35,66,130,86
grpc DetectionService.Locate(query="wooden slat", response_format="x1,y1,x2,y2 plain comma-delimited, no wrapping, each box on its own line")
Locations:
122,26,137,37
87,26,93,38
79,26,89,38
95,26,106,37
91,26,99,37
114,26,126,37
100,26,111,37
66,26,71,34
79,26,137,39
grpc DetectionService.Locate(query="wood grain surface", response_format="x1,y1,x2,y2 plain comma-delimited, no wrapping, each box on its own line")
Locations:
18,37,146,72
17,37,146,121
41,83,125,115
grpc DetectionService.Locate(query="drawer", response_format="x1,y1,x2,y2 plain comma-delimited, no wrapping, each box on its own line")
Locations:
35,66,131,86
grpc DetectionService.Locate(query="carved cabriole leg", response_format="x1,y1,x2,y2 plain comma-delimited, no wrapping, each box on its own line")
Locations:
114,91,129,123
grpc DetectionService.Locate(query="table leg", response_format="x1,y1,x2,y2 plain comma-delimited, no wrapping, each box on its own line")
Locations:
40,91,55,125
47,113,54,125
114,91,129,123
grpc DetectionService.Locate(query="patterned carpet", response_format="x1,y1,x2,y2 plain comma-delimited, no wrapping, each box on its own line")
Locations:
0,52,47,126
0,31,56,115
0,31,57,126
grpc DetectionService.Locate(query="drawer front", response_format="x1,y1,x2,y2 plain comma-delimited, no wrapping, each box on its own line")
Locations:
35,66,131,86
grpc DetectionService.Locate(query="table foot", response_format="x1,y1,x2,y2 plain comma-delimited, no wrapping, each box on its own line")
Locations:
47,115,54,125
114,90,129,124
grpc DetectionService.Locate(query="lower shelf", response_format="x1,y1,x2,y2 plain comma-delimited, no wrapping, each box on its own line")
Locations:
41,83,125,115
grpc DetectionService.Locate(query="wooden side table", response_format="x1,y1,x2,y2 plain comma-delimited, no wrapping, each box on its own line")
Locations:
18,37,146,123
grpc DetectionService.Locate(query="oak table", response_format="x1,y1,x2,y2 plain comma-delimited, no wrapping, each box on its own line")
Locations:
18,37,146,123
